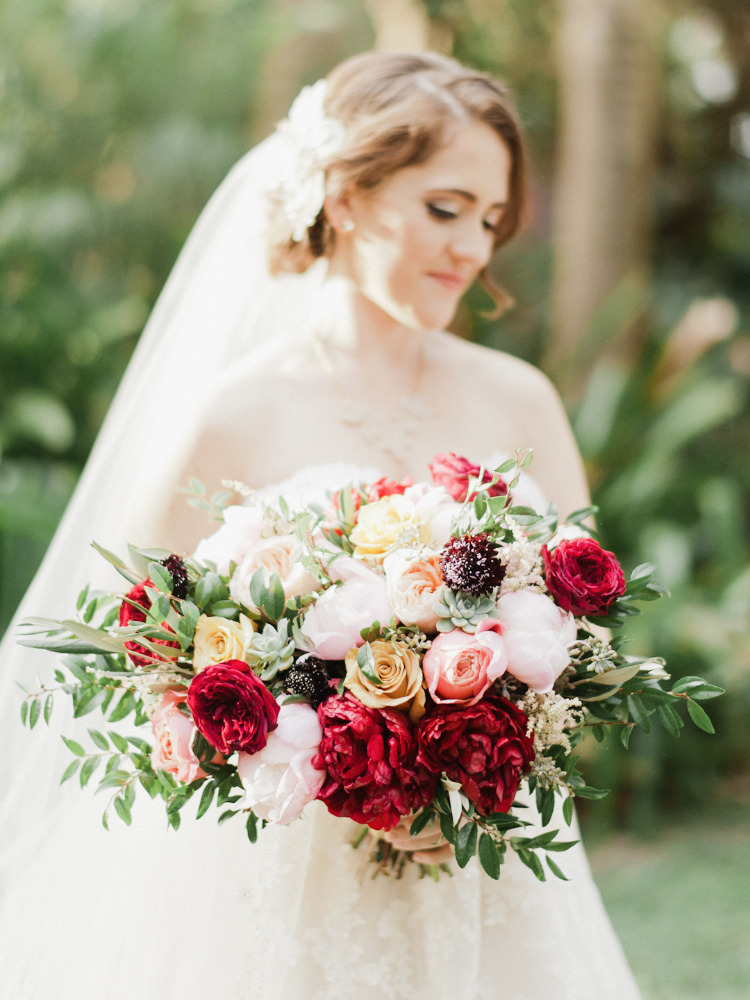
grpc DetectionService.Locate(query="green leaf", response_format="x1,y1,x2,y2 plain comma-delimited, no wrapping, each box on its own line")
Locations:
546,856,570,881
109,731,130,754
108,690,137,722
454,822,478,868
62,736,86,757
245,812,258,843
562,796,574,825
196,782,215,820
620,724,634,749
20,700,28,727
687,699,715,734
656,704,684,737
88,729,109,751
28,698,41,730
626,694,652,733
517,848,546,881
148,560,174,594
572,785,610,800
90,541,140,585
439,811,457,845
43,694,54,725
356,642,382,686
80,756,100,788
672,677,724,701
478,832,501,879
409,810,435,837
113,796,132,826
60,759,80,784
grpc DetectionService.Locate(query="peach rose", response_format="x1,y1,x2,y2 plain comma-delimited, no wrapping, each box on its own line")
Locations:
350,495,430,562
344,639,426,722
192,614,256,673
422,620,508,706
150,690,205,783
230,533,319,609
383,548,445,632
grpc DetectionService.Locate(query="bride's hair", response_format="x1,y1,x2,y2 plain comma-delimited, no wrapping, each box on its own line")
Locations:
272,51,527,309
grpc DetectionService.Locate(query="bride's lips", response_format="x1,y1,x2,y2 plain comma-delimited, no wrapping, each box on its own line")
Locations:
429,272,466,292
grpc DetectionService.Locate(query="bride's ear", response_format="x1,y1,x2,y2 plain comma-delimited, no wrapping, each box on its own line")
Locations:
324,179,356,236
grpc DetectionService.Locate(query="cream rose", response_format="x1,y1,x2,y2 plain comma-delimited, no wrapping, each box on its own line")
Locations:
192,614,256,673
350,495,430,561
383,548,445,632
230,533,319,609
344,639,426,722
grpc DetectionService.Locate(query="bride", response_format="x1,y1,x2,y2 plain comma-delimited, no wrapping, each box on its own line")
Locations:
0,51,643,998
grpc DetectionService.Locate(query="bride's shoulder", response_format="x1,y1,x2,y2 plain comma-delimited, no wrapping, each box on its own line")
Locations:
429,330,562,410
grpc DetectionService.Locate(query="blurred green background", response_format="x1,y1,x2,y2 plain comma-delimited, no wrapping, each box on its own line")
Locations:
1,1,748,994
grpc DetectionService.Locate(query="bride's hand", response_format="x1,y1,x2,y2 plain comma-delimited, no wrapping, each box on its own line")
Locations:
381,813,454,865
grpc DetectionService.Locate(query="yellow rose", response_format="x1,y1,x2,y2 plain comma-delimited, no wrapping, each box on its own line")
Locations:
350,496,430,562
344,639,426,722
192,614,256,673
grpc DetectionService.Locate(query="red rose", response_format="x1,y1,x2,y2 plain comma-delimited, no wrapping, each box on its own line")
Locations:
364,476,414,501
428,452,508,503
187,659,280,755
416,696,534,815
313,692,437,831
543,538,626,616
118,579,180,668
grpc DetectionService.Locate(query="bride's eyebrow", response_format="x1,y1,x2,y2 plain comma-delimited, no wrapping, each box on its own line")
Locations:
428,187,508,209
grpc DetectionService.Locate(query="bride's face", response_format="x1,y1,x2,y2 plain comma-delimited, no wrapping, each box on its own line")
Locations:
327,120,512,332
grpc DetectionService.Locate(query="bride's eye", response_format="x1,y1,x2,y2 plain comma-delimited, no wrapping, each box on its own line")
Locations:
427,203,457,220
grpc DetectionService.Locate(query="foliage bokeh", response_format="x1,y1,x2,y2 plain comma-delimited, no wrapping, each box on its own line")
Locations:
1,0,748,830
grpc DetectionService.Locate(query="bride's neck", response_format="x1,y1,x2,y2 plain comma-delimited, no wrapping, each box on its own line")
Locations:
309,274,428,369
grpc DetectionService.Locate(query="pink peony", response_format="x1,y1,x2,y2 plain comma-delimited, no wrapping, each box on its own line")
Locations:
237,699,325,824
301,555,393,660
313,692,436,831
495,590,577,693
416,695,534,815
150,690,205,783
428,453,508,503
422,620,508,705
187,659,280,755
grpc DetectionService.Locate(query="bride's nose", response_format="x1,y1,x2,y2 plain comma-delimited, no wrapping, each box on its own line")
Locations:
448,220,494,269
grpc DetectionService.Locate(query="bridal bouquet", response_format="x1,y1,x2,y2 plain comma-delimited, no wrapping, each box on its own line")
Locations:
20,453,722,881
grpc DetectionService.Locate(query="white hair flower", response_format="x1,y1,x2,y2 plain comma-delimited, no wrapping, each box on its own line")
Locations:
269,80,347,243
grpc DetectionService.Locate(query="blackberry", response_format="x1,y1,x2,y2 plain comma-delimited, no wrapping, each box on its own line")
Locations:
440,533,505,597
161,554,189,600
284,654,333,707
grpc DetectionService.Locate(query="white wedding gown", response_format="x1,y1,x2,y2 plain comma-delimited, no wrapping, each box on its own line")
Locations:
0,463,643,999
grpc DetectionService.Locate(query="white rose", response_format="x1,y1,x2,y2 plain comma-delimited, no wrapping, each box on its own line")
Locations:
194,505,269,575
230,534,319,609
495,589,577,693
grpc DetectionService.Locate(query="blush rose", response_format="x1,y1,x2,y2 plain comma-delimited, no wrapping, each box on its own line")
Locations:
150,690,205,783
422,620,508,706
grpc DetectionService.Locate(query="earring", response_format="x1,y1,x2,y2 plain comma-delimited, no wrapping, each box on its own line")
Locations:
341,219,355,233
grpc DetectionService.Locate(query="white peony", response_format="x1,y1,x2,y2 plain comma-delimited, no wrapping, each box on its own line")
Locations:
495,589,577,693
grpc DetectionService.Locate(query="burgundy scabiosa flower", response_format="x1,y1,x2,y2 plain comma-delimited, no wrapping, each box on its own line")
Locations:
440,533,506,596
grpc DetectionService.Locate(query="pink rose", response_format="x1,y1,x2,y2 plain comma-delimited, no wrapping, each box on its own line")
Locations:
428,453,508,503
150,690,205,783
383,548,445,632
237,699,325,825
495,590,577,693
422,620,508,705
301,556,393,660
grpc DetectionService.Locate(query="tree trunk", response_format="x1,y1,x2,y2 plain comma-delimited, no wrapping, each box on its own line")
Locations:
547,0,659,396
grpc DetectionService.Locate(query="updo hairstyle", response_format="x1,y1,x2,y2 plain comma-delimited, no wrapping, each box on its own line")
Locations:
272,51,527,309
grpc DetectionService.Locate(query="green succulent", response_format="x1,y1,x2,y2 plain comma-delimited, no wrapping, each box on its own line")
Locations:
434,589,498,633
245,619,295,681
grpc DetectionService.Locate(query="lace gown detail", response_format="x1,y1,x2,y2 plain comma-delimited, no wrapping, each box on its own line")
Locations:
0,464,642,999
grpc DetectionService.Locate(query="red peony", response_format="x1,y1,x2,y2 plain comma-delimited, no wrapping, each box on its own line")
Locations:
543,538,627,616
118,580,180,668
187,659,280,755
313,692,437,831
428,452,508,503
416,696,534,815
